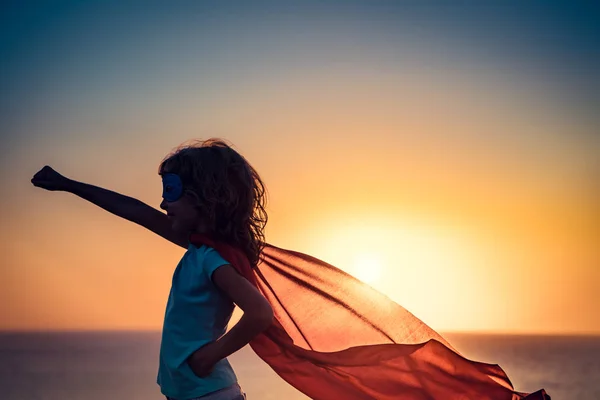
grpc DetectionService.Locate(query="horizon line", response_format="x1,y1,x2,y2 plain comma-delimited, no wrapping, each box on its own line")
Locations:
1,328,599,337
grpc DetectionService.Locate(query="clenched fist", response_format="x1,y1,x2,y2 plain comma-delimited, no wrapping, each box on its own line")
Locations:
31,166,70,191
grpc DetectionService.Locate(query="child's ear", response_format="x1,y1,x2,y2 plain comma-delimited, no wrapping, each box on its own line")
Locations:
184,190,202,207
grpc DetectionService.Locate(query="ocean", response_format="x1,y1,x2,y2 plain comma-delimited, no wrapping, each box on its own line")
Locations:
1,332,598,400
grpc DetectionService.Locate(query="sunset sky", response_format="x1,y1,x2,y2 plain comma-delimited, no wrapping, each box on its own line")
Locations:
1,1,598,334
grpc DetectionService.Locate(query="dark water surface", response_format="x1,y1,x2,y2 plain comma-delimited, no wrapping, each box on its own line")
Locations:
1,332,598,400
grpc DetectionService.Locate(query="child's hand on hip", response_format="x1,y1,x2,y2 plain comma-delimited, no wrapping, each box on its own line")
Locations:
188,342,221,377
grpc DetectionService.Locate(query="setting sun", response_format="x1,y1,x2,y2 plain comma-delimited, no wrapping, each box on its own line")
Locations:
351,252,383,285
296,214,497,331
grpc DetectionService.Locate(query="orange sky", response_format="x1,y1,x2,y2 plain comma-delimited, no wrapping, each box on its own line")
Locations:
1,3,598,334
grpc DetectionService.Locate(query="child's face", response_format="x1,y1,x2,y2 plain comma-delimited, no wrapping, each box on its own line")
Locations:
160,173,205,235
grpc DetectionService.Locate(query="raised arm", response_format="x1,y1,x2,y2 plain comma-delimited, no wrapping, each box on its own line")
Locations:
31,166,188,249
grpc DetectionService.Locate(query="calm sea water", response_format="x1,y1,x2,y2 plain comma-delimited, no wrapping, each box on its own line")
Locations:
1,332,598,400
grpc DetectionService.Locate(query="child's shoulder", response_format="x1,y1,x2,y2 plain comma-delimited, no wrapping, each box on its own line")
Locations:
188,244,228,273
188,243,221,256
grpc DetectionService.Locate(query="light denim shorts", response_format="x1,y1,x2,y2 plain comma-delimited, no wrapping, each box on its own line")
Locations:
166,383,246,400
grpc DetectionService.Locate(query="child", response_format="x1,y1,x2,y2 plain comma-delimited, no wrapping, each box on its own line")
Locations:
31,139,273,400
32,138,550,400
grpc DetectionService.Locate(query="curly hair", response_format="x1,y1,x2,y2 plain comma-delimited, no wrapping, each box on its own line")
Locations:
158,139,268,266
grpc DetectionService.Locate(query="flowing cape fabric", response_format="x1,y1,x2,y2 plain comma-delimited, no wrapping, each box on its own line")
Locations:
190,235,550,400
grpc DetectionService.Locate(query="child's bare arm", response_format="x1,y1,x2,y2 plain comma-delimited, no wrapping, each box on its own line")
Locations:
31,166,188,249
188,265,273,376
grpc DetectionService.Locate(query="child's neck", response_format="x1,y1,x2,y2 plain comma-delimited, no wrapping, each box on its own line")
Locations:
190,223,211,236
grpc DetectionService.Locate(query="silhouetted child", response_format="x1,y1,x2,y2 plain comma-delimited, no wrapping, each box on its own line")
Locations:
32,139,270,400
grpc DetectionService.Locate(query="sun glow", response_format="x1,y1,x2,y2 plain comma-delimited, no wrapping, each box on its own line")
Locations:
351,252,383,285
300,214,492,331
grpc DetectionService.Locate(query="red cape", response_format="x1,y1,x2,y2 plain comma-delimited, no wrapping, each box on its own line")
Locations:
190,235,550,400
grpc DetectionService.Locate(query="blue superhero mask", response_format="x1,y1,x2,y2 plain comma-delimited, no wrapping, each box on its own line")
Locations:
162,173,184,202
